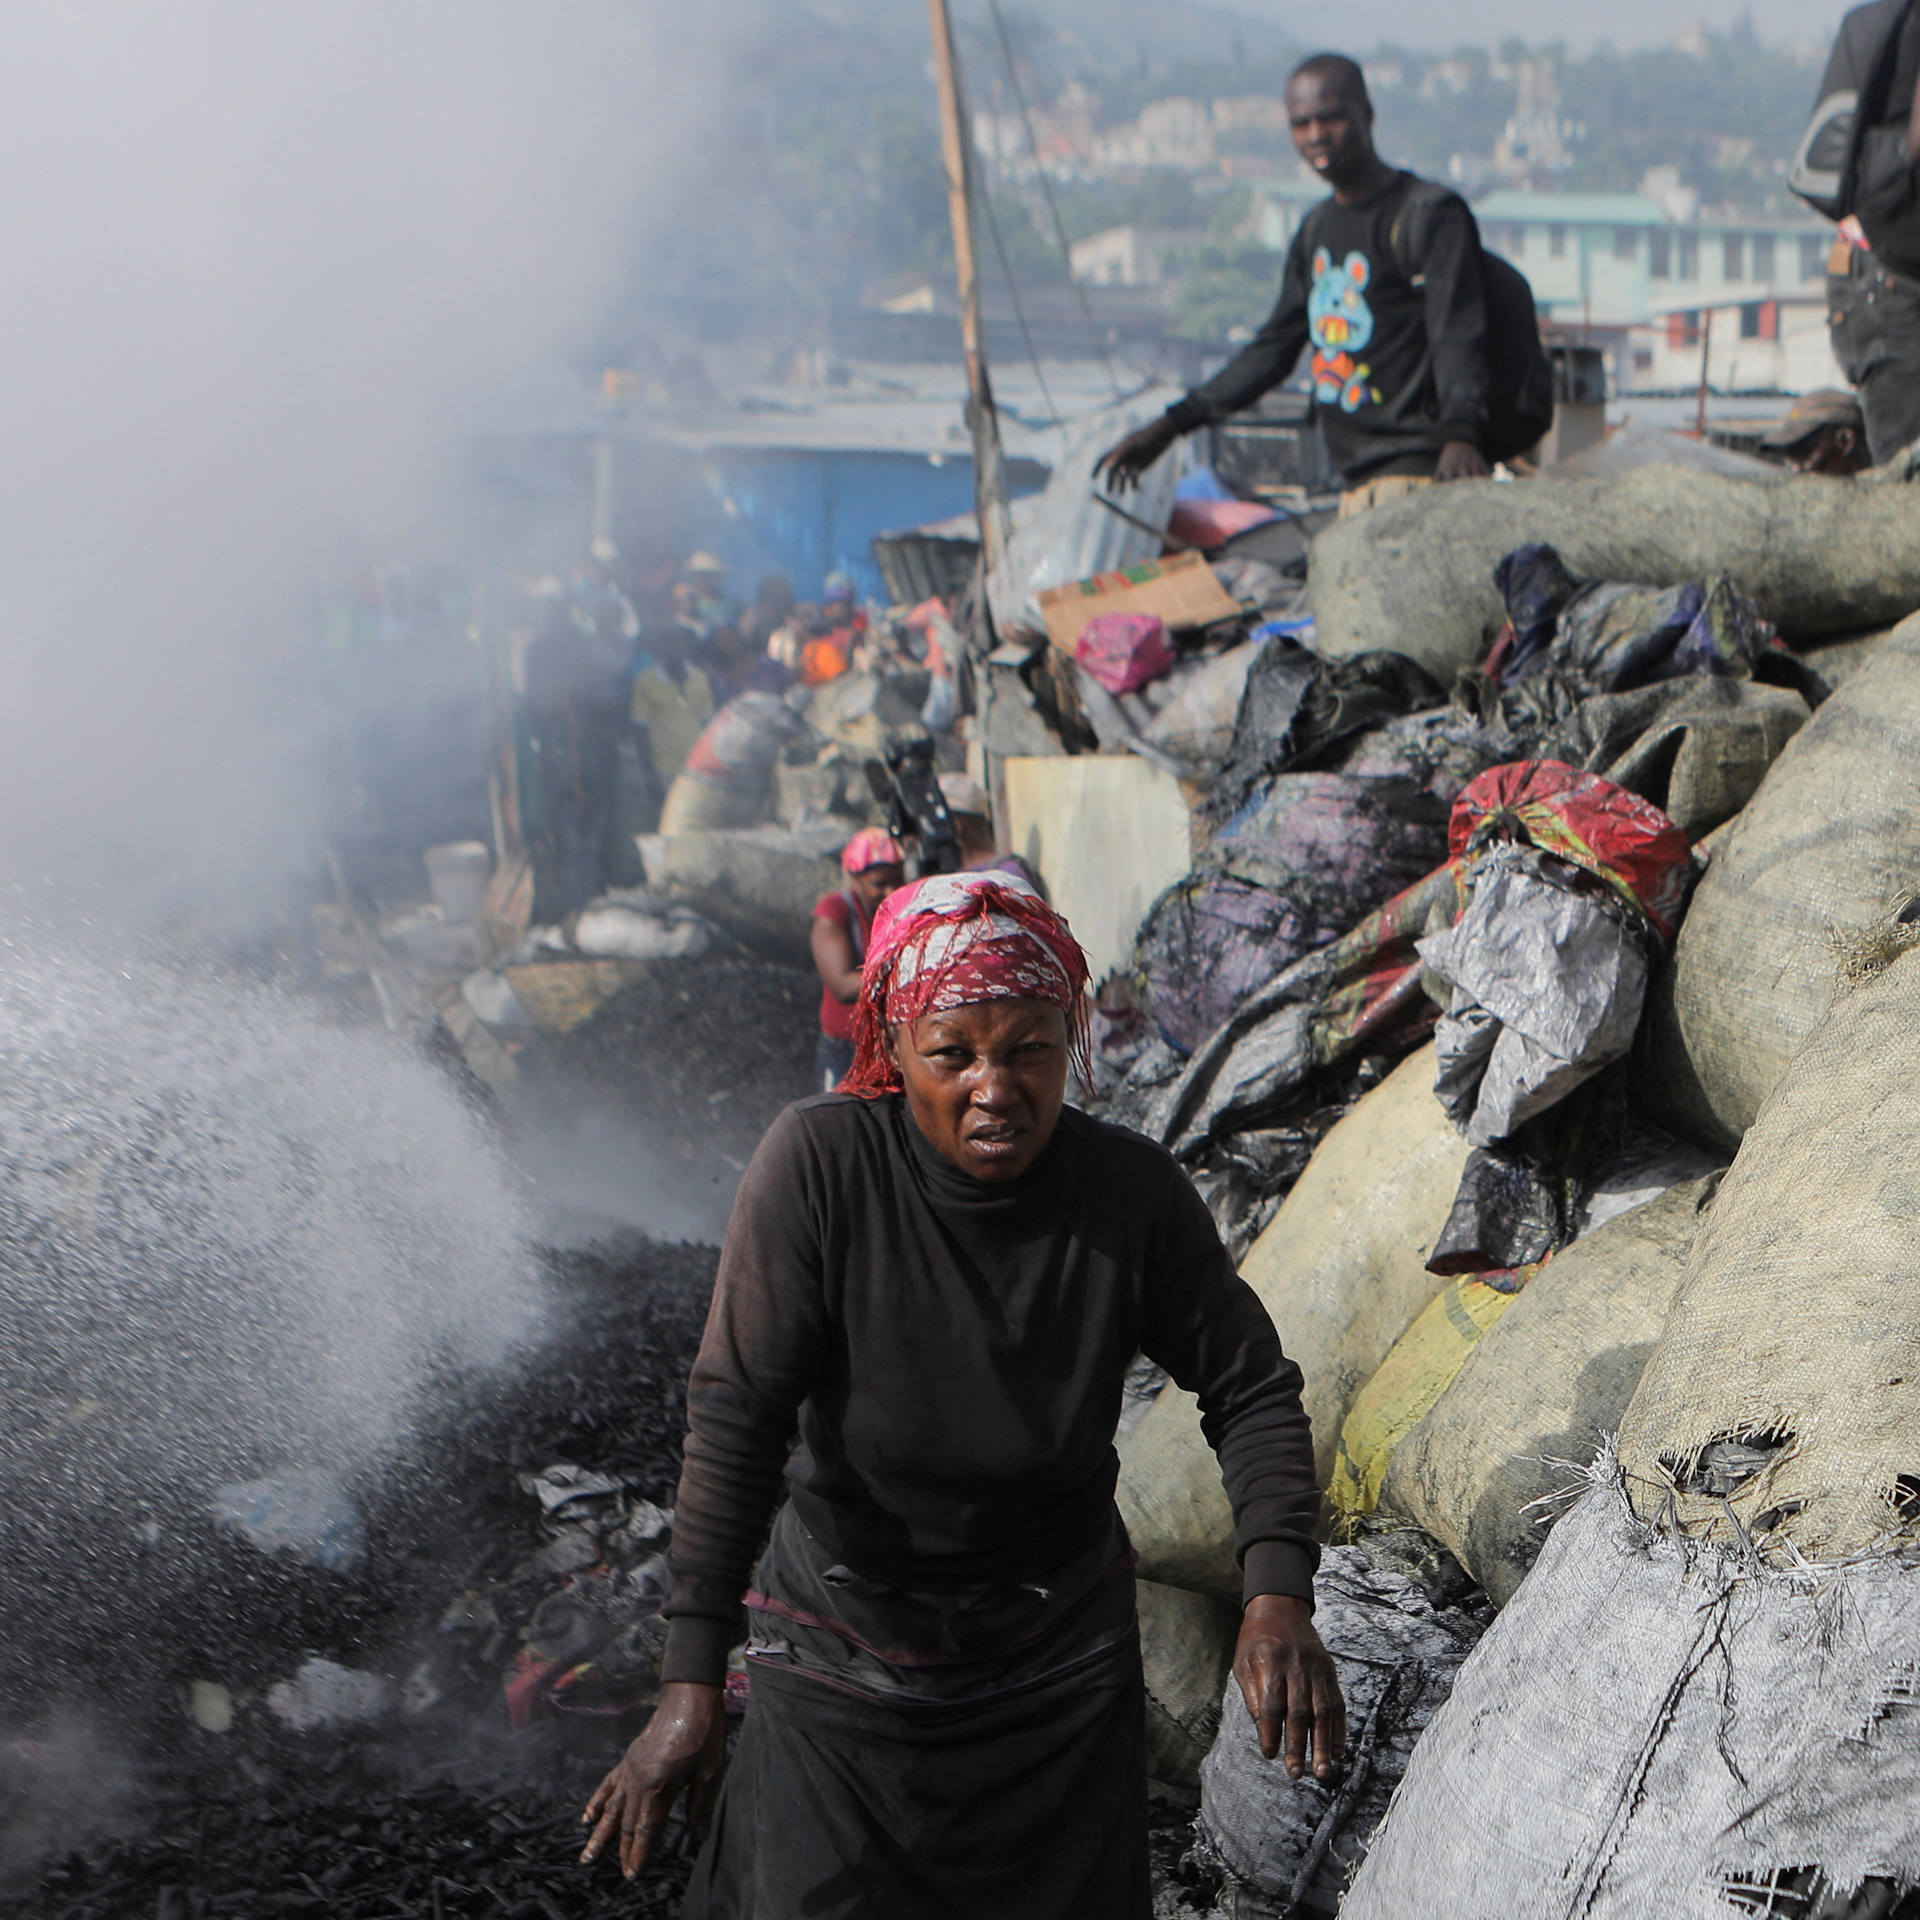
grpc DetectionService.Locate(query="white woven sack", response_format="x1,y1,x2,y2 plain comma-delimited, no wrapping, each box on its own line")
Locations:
1346,1456,1920,1919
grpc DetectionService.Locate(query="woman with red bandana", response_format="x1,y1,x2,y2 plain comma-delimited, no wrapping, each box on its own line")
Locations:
582,871,1343,1917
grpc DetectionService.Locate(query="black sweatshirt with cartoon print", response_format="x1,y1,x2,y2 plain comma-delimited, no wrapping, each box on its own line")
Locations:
1164,170,1490,486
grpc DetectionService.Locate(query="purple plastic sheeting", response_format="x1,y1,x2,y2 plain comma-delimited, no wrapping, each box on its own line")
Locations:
1136,712,1500,1057
1136,772,1449,1056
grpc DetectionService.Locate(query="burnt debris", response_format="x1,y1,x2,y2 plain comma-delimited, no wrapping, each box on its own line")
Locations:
3,1237,718,1918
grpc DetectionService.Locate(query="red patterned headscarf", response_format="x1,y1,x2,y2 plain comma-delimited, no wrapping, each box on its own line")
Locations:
840,870,1092,1097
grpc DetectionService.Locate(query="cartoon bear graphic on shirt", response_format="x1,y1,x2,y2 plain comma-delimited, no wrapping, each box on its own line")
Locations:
1308,248,1378,412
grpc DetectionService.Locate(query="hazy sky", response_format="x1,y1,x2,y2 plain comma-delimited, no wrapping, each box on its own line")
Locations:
1220,0,1843,54
0,2,730,914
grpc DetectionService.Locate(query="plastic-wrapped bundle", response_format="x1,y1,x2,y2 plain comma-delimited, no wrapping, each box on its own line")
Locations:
1135,772,1450,1056
1344,1455,1920,1920
1134,709,1500,1058
1197,1545,1485,1915
1143,761,1692,1164
659,691,808,833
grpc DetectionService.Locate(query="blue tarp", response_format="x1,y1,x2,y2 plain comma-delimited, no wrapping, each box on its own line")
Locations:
684,449,1048,605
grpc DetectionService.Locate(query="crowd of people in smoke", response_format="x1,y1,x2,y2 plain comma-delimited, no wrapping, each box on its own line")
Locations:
516,551,964,926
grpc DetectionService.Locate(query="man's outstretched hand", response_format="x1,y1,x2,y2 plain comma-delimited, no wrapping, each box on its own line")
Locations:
581,1681,726,1880
1093,416,1182,493
1234,1592,1347,1781
1435,439,1491,482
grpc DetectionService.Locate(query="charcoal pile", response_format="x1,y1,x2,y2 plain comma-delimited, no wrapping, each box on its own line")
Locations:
4,1238,718,1918
405,1237,715,1513
510,957,816,1174
19,1729,703,1920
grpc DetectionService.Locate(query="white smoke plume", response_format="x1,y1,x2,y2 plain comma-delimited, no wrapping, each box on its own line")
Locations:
0,1,731,909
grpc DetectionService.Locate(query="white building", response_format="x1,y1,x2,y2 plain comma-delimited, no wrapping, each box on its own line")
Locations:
971,81,1098,179
1471,190,1831,329
1473,189,1839,392
1212,95,1289,134
1624,294,1843,394
1090,97,1216,171
1067,225,1195,288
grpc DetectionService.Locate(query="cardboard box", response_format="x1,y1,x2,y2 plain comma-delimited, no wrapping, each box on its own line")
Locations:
1038,548,1241,656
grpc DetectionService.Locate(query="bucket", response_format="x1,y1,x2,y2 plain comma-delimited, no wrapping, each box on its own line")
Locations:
423,841,492,925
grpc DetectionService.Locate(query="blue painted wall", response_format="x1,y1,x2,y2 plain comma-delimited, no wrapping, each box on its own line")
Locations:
680,448,1047,604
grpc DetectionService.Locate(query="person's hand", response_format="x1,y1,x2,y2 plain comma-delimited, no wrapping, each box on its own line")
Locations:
1234,1593,1347,1781
580,1682,726,1880
1435,439,1491,482
1094,417,1182,493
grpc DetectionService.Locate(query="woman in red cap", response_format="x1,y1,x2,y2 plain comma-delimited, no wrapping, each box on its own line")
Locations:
582,870,1344,1918
808,828,905,1094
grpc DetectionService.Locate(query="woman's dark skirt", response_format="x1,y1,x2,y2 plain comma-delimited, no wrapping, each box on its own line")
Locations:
681,1506,1149,1920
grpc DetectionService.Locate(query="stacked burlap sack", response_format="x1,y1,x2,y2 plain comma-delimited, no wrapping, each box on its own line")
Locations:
1124,565,1920,1901
1123,1045,1482,1821
1309,464,1920,679
1345,916,1920,1917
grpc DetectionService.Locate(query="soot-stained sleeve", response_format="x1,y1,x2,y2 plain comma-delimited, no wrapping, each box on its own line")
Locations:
660,1106,831,1685
1138,1159,1321,1608
1163,232,1313,433
1420,195,1490,450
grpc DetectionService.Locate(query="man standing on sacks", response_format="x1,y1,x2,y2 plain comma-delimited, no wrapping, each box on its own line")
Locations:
1098,52,1512,516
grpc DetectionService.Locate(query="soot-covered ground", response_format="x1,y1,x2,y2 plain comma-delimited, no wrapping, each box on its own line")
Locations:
515,959,818,1161
2,1238,720,1919
6,1235,1218,1920
506,959,818,1240
5,949,1222,1919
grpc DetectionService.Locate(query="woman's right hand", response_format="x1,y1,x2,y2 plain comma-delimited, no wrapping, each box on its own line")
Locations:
580,1681,727,1880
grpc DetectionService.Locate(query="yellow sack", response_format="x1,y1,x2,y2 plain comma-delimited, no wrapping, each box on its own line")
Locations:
1329,1274,1527,1528
1117,1045,1468,1592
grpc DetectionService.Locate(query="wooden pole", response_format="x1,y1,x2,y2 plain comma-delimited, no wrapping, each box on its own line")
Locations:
1694,307,1714,439
926,0,1012,591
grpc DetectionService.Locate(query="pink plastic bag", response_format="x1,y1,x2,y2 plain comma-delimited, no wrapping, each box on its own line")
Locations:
1075,612,1174,696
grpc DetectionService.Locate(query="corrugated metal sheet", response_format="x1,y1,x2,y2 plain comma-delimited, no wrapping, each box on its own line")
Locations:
987,391,1190,637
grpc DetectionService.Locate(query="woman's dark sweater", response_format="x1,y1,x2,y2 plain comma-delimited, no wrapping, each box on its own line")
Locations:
660,1093,1322,1686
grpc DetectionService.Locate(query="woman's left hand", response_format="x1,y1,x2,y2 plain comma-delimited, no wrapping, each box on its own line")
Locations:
1233,1593,1347,1781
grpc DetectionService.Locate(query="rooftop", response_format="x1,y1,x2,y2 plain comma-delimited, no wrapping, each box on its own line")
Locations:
633,358,1167,466
1472,188,1826,230
1474,189,1672,225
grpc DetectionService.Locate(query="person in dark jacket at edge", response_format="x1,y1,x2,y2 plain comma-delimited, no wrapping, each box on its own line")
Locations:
1820,2,1920,464
1098,52,1489,518
579,869,1344,1917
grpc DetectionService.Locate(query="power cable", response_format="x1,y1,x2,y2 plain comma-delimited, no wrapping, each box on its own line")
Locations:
977,180,1062,429
985,0,1125,403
